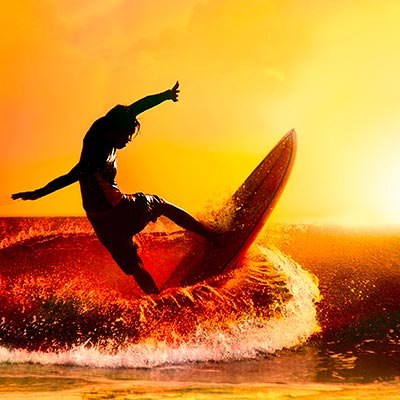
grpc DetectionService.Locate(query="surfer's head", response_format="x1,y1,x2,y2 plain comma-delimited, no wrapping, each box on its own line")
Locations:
114,120,140,149
106,105,141,148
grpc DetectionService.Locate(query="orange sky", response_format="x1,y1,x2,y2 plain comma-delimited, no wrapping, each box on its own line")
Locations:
2,0,400,226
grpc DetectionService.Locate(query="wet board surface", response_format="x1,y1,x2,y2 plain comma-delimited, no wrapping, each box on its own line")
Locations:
163,129,297,289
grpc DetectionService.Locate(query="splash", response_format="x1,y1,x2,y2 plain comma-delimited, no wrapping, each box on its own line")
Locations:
0,217,93,249
0,244,320,368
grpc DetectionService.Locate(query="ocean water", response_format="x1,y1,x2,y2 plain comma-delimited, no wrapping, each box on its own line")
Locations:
0,217,399,399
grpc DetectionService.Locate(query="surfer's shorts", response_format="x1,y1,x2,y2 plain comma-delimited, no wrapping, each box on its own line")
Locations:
87,192,165,247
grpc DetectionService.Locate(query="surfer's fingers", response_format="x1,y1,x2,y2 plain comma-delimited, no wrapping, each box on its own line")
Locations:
11,193,23,200
170,82,180,102
11,191,37,201
11,192,31,200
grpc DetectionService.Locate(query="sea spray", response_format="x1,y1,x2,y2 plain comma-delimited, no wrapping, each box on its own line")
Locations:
0,246,320,368
257,246,321,344
0,217,93,249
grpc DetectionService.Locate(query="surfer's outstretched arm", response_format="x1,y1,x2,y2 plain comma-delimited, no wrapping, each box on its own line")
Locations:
127,81,180,116
11,164,82,201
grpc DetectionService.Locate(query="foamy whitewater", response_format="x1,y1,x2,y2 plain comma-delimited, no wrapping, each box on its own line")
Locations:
1,218,399,400
0,217,323,368
0,249,319,368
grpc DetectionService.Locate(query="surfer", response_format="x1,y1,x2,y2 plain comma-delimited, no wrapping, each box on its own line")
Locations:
11,82,217,295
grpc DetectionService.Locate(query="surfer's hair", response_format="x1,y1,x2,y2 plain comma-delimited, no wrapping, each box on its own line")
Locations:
106,105,141,139
131,118,141,140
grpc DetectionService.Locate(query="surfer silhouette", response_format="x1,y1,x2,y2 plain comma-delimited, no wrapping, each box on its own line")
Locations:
11,82,217,295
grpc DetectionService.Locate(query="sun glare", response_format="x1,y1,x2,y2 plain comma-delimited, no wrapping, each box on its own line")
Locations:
366,153,400,225
372,174,400,225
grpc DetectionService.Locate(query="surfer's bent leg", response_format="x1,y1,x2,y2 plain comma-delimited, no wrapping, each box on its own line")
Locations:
158,200,218,243
134,193,217,242
105,240,160,295
87,205,160,295
123,193,218,243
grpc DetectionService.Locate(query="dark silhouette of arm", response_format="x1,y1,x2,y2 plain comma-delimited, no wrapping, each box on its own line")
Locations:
12,82,180,201
128,81,180,116
11,163,82,201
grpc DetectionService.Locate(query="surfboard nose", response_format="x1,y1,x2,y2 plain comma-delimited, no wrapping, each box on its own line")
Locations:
165,130,297,288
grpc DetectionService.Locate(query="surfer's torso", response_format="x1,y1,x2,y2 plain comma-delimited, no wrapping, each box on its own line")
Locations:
78,113,124,215
77,94,172,215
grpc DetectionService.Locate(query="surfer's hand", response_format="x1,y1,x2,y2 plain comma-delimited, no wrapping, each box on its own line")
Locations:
168,81,180,102
11,190,42,201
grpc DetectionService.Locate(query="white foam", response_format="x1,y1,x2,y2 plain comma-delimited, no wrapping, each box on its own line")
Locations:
0,247,320,368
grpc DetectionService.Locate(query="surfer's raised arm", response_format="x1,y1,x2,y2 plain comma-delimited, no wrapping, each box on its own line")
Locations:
127,81,180,116
11,164,82,201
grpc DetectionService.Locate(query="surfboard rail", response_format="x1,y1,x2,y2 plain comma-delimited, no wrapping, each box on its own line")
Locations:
164,129,297,289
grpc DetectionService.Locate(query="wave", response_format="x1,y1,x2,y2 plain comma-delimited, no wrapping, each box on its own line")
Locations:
1,218,399,368
0,219,320,367
0,217,93,249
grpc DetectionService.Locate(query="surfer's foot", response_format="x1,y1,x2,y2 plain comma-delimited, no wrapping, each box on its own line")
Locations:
132,268,160,295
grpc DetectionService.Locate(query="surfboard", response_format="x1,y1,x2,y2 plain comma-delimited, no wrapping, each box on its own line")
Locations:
163,129,297,289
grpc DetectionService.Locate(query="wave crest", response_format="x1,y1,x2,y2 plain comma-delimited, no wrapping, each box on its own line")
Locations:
0,245,320,367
